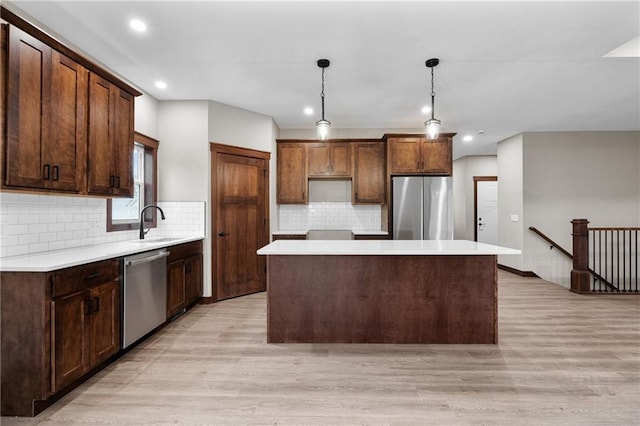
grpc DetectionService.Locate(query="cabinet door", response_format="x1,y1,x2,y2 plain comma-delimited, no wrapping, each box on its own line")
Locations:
49,51,87,192
89,281,120,366
87,73,115,195
112,88,134,197
353,142,385,204
53,290,90,392
5,26,51,189
167,260,186,318
388,137,422,174
422,138,452,175
277,143,307,204
329,143,351,177
307,143,331,177
184,254,203,306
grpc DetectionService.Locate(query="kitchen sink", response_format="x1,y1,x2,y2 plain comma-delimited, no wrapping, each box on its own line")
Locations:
129,237,184,244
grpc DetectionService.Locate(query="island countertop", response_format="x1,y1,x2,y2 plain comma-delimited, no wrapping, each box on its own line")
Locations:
257,239,521,256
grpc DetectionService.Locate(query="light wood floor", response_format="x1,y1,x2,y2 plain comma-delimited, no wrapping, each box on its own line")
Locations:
3,271,639,425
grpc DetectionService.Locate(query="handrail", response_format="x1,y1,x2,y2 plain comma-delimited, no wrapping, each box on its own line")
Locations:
528,226,573,259
528,226,617,292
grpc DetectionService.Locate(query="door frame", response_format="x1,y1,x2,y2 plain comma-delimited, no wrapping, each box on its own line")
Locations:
210,143,271,302
473,176,497,242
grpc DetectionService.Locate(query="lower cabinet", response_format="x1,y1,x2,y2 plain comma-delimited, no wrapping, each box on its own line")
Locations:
1,259,120,416
166,241,203,319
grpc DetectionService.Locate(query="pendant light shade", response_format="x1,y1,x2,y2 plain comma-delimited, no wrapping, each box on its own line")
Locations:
316,59,331,140
424,58,441,140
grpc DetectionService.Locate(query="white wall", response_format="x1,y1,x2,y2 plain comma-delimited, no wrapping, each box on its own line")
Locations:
522,131,640,287
452,156,497,240
497,134,525,270
134,92,159,139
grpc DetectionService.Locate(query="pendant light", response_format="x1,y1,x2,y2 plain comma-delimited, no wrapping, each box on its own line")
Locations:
425,58,441,139
316,59,331,140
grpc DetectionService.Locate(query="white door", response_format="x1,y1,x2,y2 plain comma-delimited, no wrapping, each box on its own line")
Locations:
476,180,498,245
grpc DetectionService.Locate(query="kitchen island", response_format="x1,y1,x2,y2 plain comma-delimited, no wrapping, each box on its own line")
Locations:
257,240,520,344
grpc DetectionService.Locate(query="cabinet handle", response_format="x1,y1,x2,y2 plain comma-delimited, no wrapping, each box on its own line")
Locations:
186,262,192,273
115,176,121,188
52,165,59,181
93,297,100,313
85,272,102,281
85,298,92,315
109,175,115,188
416,161,420,170
43,164,51,180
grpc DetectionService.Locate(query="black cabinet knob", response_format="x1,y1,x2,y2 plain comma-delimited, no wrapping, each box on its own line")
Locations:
218,232,226,237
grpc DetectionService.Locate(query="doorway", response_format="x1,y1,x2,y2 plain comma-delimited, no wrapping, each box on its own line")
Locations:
474,176,498,245
210,143,270,301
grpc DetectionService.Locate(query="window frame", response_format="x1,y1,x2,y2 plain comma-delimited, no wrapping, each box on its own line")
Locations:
106,132,159,232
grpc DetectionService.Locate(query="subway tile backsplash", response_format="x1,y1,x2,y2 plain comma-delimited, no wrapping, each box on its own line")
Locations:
0,193,205,258
279,203,381,231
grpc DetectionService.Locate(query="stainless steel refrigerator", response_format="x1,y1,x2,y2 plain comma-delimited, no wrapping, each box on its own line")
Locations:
392,176,453,240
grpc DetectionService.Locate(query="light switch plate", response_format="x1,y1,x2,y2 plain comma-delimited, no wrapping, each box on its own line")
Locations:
510,214,519,222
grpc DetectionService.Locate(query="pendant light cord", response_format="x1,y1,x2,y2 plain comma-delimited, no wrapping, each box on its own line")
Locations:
430,66,436,120
321,67,326,121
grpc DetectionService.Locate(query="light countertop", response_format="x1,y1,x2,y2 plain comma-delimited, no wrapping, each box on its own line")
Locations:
0,235,205,272
257,239,521,256
272,230,389,235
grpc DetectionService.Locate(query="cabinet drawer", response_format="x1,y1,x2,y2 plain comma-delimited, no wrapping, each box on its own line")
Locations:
51,259,119,298
167,240,203,263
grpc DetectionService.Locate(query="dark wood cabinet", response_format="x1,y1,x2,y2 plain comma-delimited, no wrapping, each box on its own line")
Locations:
4,26,86,193
1,258,120,416
277,142,307,204
87,73,133,196
387,134,453,175
307,142,351,177
1,11,140,197
166,241,203,319
352,142,385,204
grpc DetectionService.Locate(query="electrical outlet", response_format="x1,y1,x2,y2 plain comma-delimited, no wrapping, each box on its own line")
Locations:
510,214,519,222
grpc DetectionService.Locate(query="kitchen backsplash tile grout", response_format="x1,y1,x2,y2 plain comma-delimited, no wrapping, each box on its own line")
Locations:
0,193,205,258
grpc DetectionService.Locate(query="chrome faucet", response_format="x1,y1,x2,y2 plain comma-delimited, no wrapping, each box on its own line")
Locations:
139,205,166,239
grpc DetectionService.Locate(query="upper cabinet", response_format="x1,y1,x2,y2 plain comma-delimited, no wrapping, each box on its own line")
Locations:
87,74,133,196
352,142,385,204
277,142,307,204
386,134,453,175
4,27,86,193
307,142,351,177
1,9,140,197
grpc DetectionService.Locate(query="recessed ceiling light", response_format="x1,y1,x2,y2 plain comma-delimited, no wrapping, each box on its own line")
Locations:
155,81,167,89
304,107,313,115
463,135,473,142
129,19,147,33
421,106,431,114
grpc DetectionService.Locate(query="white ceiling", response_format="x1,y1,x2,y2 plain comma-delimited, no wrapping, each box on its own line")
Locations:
6,1,640,159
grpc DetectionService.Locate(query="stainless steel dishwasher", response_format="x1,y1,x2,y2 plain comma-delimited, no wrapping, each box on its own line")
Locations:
123,249,169,349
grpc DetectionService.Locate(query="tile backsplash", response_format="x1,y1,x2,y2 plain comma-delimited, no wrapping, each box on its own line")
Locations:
279,202,381,231
0,193,205,258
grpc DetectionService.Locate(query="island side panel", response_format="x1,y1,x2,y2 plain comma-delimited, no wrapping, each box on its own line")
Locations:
267,255,497,344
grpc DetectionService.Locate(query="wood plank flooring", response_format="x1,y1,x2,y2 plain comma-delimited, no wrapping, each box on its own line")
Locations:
3,271,639,425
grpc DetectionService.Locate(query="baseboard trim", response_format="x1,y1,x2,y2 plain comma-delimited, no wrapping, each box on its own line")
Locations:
198,296,216,304
498,264,538,277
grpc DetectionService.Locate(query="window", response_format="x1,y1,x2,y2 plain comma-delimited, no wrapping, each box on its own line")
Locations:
107,132,159,232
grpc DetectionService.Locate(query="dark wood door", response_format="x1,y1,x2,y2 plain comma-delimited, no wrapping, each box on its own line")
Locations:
353,142,385,204
276,143,307,203
388,137,422,174
5,26,51,189
53,290,90,392
166,259,186,318
185,254,203,306
112,88,134,196
87,73,115,195
214,151,268,300
50,51,87,192
89,281,120,366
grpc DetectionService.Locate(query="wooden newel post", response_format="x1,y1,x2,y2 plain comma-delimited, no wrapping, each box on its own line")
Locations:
571,219,590,293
